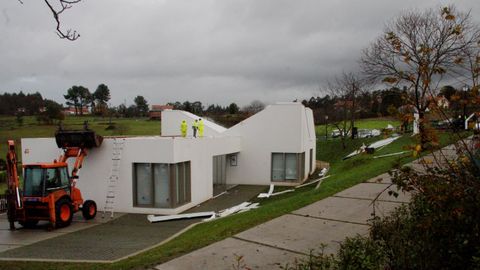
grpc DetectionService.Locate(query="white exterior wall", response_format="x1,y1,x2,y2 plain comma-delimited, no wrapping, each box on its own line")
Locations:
224,103,316,186
20,102,316,214
21,136,240,215
161,110,226,137
305,108,316,175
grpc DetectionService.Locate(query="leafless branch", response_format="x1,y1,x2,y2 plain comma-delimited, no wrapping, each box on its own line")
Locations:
43,0,81,41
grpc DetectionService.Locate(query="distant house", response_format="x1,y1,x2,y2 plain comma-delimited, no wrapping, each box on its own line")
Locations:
63,106,90,115
436,95,450,109
149,105,174,120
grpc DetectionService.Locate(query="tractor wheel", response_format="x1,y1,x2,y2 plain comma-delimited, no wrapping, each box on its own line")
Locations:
82,200,97,220
55,198,73,228
19,220,39,228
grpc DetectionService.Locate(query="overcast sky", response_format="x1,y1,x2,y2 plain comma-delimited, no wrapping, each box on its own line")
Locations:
1,0,480,107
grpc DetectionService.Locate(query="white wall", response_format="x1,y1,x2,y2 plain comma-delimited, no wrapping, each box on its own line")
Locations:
20,103,316,214
224,103,316,186
161,110,226,137
22,136,241,215
305,108,316,175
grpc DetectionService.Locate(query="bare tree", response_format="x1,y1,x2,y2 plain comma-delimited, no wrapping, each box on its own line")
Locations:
455,32,480,115
17,0,82,41
360,6,480,147
327,71,367,148
243,100,265,114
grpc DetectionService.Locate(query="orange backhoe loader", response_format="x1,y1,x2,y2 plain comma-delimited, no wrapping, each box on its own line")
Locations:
6,127,103,229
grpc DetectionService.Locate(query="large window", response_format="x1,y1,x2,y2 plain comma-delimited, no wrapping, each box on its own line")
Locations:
271,152,305,182
133,161,191,208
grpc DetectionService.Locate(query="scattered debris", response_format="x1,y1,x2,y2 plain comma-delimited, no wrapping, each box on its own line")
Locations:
215,202,259,219
373,151,410,159
296,175,331,189
237,203,260,213
315,176,327,190
270,189,295,196
318,167,329,178
357,129,381,138
368,136,400,149
371,129,382,137
343,136,401,160
257,184,275,198
258,184,295,198
147,211,216,223
343,143,367,160
218,202,251,218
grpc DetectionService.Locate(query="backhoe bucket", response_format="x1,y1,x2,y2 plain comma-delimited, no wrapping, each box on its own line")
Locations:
55,130,103,149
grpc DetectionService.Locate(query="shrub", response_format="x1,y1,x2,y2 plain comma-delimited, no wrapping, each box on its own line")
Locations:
0,158,6,171
370,151,480,269
336,236,386,270
0,171,6,183
282,245,337,270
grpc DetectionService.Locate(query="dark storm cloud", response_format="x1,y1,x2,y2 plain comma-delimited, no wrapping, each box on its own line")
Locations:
1,0,480,106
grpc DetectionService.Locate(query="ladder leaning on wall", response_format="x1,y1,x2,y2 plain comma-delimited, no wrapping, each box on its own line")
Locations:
103,138,125,219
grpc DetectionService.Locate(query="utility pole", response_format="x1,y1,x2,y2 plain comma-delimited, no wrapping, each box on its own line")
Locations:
325,115,329,140
462,85,469,121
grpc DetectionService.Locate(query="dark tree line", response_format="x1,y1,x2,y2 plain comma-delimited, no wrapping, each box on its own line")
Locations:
301,87,408,125
0,92,44,115
167,100,263,116
0,91,64,123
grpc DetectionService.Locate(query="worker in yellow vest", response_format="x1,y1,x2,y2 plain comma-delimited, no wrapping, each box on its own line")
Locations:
198,118,204,138
192,119,198,138
180,120,187,137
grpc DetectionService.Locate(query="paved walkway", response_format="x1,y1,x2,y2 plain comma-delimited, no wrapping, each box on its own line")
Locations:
156,143,463,269
0,212,123,255
0,185,265,262
156,173,409,269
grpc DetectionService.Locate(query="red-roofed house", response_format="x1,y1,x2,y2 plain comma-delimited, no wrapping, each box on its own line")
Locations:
149,105,173,119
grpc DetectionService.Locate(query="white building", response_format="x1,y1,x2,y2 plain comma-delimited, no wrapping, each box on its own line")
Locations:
22,102,316,215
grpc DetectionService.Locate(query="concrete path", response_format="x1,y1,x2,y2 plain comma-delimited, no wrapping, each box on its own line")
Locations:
0,212,123,254
157,142,464,269
156,174,409,269
0,185,265,262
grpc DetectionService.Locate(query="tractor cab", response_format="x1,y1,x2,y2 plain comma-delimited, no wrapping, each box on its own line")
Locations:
23,163,70,198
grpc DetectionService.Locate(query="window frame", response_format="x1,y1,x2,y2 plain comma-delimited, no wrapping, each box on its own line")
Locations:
271,152,305,182
133,161,191,208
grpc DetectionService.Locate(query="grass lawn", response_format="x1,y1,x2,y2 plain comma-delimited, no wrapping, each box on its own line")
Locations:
315,117,401,138
0,115,161,194
0,125,469,269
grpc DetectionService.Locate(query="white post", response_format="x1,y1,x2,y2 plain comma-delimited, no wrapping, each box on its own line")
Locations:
465,113,475,130
413,113,419,134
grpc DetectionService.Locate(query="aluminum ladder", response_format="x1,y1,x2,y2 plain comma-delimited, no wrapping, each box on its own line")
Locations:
103,138,125,218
